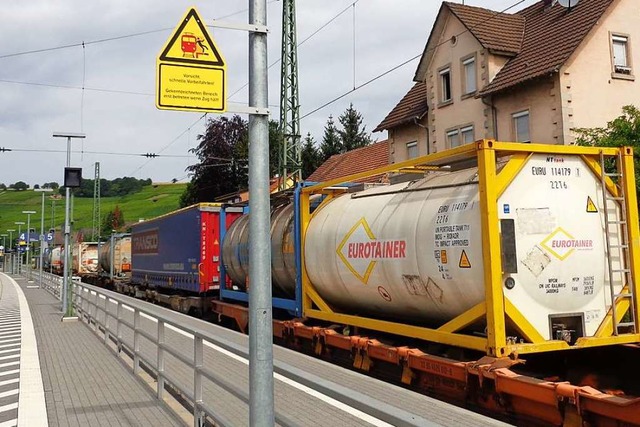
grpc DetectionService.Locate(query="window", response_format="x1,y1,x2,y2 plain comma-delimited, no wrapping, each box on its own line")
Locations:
406,141,418,159
611,34,632,75
439,67,452,103
446,125,474,149
447,129,460,148
462,57,476,94
512,111,530,143
460,126,474,144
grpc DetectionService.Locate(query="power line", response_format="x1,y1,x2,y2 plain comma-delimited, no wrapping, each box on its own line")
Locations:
0,2,280,60
301,0,528,120
2,148,191,158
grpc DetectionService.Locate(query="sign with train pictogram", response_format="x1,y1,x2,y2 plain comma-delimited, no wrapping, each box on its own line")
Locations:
156,7,227,112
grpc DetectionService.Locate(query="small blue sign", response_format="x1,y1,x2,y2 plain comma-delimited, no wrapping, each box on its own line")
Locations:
46,233,54,241
503,204,510,214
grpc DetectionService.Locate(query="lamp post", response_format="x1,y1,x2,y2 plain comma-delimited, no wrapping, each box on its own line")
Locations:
35,188,53,288
22,210,36,282
7,229,15,274
53,131,85,319
14,222,25,275
0,234,6,273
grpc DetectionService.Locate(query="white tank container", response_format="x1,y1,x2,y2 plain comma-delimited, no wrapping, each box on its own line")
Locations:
305,154,621,340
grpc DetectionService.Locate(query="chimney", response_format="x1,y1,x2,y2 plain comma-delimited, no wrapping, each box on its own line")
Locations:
543,0,554,6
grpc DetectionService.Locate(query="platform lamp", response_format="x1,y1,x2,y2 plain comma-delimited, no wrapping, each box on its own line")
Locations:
22,210,36,282
0,234,7,273
6,229,15,274
53,131,85,319
14,222,25,275
35,188,54,288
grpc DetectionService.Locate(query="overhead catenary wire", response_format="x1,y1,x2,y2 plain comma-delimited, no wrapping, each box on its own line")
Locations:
301,0,528,120
0,2,280,61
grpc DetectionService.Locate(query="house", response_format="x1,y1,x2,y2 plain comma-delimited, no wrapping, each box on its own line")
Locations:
307,140,390,184
376,0,639,162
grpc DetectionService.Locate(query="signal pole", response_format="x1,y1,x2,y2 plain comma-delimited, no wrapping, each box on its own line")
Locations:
279,0,301,189
53,132,85,319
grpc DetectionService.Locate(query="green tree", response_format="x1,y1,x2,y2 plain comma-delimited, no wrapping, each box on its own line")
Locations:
180,115,249,207
574,105,640,197
10,181,28,191
0,183,6,190
319,115,341,162
301,133,321,179
338,103,372,152
101,205,125,236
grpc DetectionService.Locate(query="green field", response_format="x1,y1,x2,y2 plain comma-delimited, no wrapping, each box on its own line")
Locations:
0,183,187,243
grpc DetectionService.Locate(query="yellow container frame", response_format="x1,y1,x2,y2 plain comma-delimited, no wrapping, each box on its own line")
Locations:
299,140,640,357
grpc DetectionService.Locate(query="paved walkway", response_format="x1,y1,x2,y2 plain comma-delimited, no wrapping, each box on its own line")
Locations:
1,274,184,427
0,278,21,427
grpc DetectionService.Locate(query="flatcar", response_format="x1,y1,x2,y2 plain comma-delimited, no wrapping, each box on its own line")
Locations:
68,142,640,425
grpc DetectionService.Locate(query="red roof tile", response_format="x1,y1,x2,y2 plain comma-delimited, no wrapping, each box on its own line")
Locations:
307,140,390,183
480,0,615,96
445,2,525,54
374,82,428,132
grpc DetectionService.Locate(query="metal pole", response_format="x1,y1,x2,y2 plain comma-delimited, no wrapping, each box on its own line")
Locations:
17,224,22,275
24,212,34,281
53,131,85,318
7,230,14,274
62,136,72,316
248,0,274,425
27,215,30,280
40,192,45,287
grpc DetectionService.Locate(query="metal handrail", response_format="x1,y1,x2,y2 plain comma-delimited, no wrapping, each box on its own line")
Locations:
37,272,433,427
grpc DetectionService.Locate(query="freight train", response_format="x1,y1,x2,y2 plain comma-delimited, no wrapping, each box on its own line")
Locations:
54,142,640,426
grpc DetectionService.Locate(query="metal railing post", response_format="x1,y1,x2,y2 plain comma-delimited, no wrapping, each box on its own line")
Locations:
104,296,110,345
93,291,99,330
194,335,204,427
116,302,122,354
157,320,165,400
133,309,140,375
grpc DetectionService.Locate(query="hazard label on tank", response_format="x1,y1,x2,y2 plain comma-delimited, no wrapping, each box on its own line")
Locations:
586,196,598,213
458,250,471,268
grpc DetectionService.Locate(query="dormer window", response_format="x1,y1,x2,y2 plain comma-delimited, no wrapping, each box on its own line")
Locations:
611,33,633,78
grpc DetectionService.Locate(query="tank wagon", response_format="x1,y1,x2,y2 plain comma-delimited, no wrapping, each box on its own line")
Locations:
97,234,132,284
216,141,640,425
71,242,99,275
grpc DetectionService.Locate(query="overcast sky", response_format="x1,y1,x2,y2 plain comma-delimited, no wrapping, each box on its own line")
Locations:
0,0,538,186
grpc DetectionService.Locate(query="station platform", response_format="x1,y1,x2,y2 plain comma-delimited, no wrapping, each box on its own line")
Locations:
1,272,509,426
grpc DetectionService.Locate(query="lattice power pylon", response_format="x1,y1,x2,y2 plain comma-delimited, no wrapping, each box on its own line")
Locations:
92,162,101,241
279,0,301,190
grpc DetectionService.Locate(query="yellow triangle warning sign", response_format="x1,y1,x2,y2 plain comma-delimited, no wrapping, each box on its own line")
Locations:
459,250,471,268
159,8,225,67
586,196,598,213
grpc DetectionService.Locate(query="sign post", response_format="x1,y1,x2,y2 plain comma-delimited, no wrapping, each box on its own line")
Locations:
156,8,227,113
156,6,273,424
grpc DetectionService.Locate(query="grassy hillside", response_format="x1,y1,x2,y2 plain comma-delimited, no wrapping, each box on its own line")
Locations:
0,183,187,241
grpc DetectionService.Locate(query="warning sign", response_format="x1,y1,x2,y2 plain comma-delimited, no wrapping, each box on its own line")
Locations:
459,250,471,268
586,196,598,213
156,7,227,112
440,250,448,264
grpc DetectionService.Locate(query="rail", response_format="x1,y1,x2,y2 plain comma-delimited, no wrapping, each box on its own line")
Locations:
38,272,432,427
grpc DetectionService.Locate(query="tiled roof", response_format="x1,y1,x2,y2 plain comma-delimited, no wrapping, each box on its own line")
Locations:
445,2,525,54
480,0,615,96
374,82,428,132
307,140,390,183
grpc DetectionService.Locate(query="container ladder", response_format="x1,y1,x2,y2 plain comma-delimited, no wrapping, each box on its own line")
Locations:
600,151,636,335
